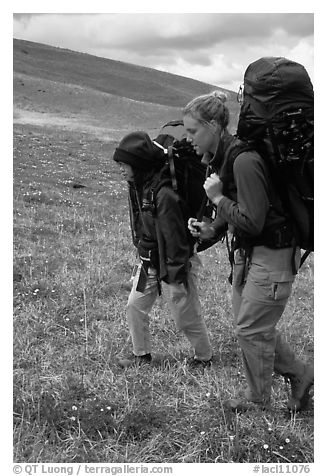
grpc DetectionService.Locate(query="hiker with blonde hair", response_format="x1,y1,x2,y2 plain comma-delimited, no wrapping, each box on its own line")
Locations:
184,86,313,412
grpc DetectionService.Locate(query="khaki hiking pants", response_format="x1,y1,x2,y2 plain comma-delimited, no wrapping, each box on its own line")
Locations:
232,245,306,404
127,254,212,361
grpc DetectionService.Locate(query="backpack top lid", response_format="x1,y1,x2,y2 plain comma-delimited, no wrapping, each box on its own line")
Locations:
113,131,166,171
156,120,188,143
237,56,314,139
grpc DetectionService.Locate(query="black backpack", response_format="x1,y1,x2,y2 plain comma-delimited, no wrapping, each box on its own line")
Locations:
143,121,220,252
236,57,314,262
153,120,214,222
127,122,220,256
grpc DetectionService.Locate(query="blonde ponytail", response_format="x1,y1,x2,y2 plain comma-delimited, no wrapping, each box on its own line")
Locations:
183,90,230,130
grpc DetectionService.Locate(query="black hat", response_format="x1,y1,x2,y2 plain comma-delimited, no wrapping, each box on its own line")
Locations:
113,131,165,171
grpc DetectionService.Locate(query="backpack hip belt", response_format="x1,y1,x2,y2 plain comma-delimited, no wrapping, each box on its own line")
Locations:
243,222,295,250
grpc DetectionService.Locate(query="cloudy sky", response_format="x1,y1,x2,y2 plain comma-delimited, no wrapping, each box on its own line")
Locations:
13,10,314,92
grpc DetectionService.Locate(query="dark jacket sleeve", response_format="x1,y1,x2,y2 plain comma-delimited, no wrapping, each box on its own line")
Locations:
217,151,270,236
210,215,229,238
128,187,142,247
155,187,191,284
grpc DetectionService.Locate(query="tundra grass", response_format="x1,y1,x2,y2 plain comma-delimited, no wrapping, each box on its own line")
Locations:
13,124,314,463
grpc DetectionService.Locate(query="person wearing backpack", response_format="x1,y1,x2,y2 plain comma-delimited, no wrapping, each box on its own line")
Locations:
184,84,313,412
112,131,213,369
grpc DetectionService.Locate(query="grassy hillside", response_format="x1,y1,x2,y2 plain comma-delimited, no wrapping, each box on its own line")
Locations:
13,38,240,137
13,38,237,107
13,71,182,141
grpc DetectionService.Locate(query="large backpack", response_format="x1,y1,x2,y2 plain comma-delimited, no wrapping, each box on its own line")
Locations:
152,120,214,222
235,57,314,261
129,121,220,255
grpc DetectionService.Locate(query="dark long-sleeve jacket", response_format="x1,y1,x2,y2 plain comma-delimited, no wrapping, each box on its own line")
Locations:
206,134,288,245
129,183,194,284
216,150,286,238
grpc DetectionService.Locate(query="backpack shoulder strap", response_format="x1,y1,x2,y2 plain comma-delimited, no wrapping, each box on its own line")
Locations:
219,138,254,185
144,166,171,214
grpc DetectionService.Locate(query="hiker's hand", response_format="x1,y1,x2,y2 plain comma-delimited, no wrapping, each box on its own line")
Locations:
188,218,216,240
188,218,200,237
204,173,224,205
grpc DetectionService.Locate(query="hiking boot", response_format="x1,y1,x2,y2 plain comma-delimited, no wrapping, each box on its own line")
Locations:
223,398,268,413
224,399,254,413
286,364,314,411
224,388,269,413
185,357,212,369
117,353,152,369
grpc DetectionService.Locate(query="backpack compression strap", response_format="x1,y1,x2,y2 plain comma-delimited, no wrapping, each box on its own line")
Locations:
196,164,211,221
152,140,178,191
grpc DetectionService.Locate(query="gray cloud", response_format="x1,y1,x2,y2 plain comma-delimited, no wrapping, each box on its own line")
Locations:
13,12,314,90
89,13,313,52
